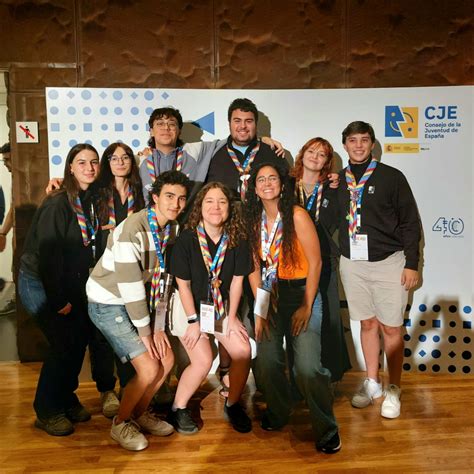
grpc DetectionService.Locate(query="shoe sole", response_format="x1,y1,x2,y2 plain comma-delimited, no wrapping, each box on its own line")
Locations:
381,409,400,419
175,426,199,435
110,431,149,451
317,441,342,454
34,419,74,436
141,426,175,437
103,409,119,419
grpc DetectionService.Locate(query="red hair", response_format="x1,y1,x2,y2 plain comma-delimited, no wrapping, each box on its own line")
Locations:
291,137,334,183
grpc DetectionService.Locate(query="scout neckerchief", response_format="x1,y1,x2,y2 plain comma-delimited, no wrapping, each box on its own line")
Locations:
146,147,184,183
261,210,283,314
345,159,377,240
227,141,260,200
297,180,324,222
107,185,135,228
197,222,229,320
147,207,171,311
73,195,99,261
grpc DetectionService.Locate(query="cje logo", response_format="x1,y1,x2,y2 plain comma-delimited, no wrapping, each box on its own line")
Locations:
432,217,464,238
385,106,418,138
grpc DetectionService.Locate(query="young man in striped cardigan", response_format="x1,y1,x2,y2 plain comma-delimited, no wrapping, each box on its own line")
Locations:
87,170,192,451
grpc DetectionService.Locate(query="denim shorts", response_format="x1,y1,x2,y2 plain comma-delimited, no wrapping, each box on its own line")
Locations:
88,302,147,363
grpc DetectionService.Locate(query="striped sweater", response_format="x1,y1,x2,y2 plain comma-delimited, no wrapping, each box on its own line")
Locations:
86,208,177,337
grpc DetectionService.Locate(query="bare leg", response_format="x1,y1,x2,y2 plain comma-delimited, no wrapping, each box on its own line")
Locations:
173,336,213,408
381,324,403,386
116,352,161,423
216,332,251,405
218,343,231,396
360,317,381,381
133,350,175,417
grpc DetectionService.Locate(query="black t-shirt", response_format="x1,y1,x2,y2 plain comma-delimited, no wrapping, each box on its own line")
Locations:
169,228,253,309
300,184,340,260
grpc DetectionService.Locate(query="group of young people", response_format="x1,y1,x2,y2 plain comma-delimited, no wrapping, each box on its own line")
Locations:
18,97,421,455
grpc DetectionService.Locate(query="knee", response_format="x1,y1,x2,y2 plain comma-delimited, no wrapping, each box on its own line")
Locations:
381,324,402,338
231,342,251,363
360,318,379,332
161,350,175,376
136,362,161,386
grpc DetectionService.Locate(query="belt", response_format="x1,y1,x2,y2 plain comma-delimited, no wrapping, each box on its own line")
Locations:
277,278,306,288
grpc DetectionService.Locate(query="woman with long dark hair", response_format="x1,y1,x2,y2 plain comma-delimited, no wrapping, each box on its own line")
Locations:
168,182,253,434
88,142,146,418
245,162,341,454
291,138,351,383
18,144,101,436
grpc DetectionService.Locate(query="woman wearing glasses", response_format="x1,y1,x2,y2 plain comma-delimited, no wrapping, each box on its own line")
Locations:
87,143,146,418
245,162,340,454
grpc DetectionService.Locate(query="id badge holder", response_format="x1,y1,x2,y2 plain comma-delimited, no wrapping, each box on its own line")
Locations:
350,234,369,261
200,300,215,334
154,301,167,332
254,287,271,320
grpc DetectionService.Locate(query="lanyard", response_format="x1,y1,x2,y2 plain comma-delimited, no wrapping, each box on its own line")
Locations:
147,207,170,310
73,196,98,262
298,181,323,222
146,147,184,183
345,159,377,240
227,141,260,200
107,185,135,228
197,222,229,320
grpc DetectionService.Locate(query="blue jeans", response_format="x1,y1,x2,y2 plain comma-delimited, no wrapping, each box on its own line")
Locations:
88,302,147,364
18,267,90,418
256,285,338,445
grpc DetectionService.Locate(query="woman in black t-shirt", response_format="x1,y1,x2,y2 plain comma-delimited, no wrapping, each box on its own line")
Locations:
169,182,253,434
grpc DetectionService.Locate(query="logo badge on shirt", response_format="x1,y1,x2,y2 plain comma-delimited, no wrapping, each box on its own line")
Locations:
322,198,329,208
368,186,375,194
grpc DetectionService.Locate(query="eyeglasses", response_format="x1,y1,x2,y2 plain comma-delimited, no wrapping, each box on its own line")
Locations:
153,120,179,130
256,176,280,185
109,154,132,164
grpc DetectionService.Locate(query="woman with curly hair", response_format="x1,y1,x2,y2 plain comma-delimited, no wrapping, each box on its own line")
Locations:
246,162,341,454
168,182,253,434
291,138,351,383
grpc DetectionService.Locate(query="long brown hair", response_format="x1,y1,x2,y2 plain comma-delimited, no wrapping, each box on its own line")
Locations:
52,143,99,207
96,142,145,225
291,137,334,183
186,182,246,248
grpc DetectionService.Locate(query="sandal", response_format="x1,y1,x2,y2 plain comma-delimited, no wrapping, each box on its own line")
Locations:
217,366,230,398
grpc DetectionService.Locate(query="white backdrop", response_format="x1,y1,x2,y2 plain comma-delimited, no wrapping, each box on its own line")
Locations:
46,86,473,375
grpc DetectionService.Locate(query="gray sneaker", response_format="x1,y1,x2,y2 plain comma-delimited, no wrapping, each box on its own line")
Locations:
351,378,383,408
101,390,120,419
136,410,174,436
110,417,148,451
35,414,74,436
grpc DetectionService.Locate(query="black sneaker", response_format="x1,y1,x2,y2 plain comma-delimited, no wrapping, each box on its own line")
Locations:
316,431,342,454
224,403,252,433
260,412,286,432
65,403,91,423
167,408,198,435
35,414,74,436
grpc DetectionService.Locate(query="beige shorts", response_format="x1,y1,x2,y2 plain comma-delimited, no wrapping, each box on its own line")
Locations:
339,251,408,327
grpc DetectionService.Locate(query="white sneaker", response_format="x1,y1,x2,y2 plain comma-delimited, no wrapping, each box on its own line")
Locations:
110,417,148,451
381,384,401,419
136,410,174,436
351,378,383,408
101,390,120,419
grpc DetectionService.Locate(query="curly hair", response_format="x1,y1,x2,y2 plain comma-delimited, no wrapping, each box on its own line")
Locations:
96,142,145,225
244,162,297,269
291,137,334,184
186,182,246,249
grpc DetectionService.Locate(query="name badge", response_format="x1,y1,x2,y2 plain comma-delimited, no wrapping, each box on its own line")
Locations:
154,301,167,332
200,301,215,334
254,287,271,320
350,234,369,261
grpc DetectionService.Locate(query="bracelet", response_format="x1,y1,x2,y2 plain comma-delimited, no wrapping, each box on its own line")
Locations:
187,313,199,324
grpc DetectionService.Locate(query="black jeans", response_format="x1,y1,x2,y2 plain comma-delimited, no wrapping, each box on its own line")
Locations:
19,269,90,418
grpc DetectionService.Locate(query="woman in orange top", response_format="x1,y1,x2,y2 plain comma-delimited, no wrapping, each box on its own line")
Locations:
245,162,340,454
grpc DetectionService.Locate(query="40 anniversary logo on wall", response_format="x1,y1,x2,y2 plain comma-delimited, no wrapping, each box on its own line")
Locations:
432,217,465,238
